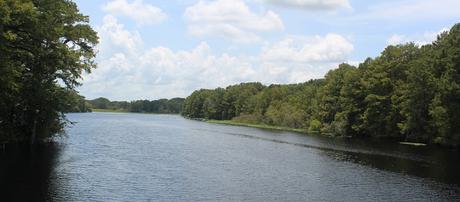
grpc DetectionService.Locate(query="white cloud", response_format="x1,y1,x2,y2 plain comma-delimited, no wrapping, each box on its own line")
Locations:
257,34,353,83
80,15,353,100
84,42,258,100
261,34,353,63
262,0,351,10
82,15,258,100
387,28,449,46
97,15,143,57
102,0,167,26
184,0,284,43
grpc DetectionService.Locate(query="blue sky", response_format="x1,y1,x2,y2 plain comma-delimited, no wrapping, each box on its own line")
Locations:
74,0,460,101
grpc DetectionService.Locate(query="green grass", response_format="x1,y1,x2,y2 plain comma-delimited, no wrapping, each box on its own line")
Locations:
206,120,307,133
91,108,128,113
399,141,427,146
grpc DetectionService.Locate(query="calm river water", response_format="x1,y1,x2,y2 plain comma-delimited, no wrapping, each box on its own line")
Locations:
1,112,460,201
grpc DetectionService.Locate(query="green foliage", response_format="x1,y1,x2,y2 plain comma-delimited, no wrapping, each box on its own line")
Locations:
89,97,112,109
87,97,185,114
0,0,98,143
62,90,92,113
316,63,357,136
182,83,264,120
183,23,460,147
308,119,321,134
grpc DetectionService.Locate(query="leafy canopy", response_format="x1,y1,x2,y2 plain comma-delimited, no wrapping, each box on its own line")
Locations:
0,0,98,143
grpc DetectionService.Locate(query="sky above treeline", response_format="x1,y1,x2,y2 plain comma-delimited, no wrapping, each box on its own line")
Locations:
74,0,460,101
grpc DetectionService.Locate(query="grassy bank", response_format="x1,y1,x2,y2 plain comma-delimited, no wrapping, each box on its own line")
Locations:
206,120,307,133
91,108,128,113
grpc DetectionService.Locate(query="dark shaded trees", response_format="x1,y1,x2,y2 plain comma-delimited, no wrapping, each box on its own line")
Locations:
0,0,98,143
62,90,92,113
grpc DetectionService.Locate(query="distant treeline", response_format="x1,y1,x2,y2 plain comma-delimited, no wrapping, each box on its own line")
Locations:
71,97,185,114
182,23,460,147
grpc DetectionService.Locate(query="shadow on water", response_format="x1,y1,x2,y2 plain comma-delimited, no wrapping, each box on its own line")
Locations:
0,143,63,201
209,128,460,186
321,147,460,186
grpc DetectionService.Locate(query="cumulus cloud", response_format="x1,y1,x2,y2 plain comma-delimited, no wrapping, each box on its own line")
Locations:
82,15,258,100
261,34,353,62
102,0,167,26
82,15,143,97
83,43,258,100
258,34,353,83
97,15,143,57
184,0,284,43
262,0,351,10
80,15,353,100
387,28,449,46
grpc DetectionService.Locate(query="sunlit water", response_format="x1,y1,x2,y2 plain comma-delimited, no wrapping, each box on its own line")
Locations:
1,112,460,201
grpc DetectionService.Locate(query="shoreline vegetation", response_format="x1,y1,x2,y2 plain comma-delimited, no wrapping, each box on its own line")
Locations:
91,108,127,113
90,108,180,115
206,119,428,146
206,120,307,133
203,119,426,146
67,97,186,114
182,23,460,148
86,97,184,114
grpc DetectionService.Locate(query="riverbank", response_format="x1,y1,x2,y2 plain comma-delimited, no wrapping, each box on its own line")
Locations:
205,119,432,147
206,120,307,133
91,108,128,113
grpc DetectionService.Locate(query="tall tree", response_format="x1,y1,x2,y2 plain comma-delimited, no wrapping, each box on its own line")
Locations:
428,25,460,146
0,0,98,143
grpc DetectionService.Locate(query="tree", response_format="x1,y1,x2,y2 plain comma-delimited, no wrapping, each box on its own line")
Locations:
427,25,460,146
316,63,356,136
0,0,98,144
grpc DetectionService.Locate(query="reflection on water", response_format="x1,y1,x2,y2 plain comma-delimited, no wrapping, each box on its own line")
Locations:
0,143,63,201
322,147,460,186
210,127,460,185
1,113,459,201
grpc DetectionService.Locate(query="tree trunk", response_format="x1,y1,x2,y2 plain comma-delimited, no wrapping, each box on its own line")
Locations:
30,116,37,145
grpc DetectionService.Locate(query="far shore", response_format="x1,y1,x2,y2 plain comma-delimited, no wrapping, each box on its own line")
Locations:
92,108,128,113
205,120,429,147
90,109,179,115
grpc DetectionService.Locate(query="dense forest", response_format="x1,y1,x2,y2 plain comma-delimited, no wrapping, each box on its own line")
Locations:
0,0,98,144
86,97,185,114
182,23,460,147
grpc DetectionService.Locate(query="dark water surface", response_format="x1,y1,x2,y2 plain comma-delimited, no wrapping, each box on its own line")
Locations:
1,112,460,201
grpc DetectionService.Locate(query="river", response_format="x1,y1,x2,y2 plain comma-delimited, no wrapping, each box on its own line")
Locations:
1,112,460,201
